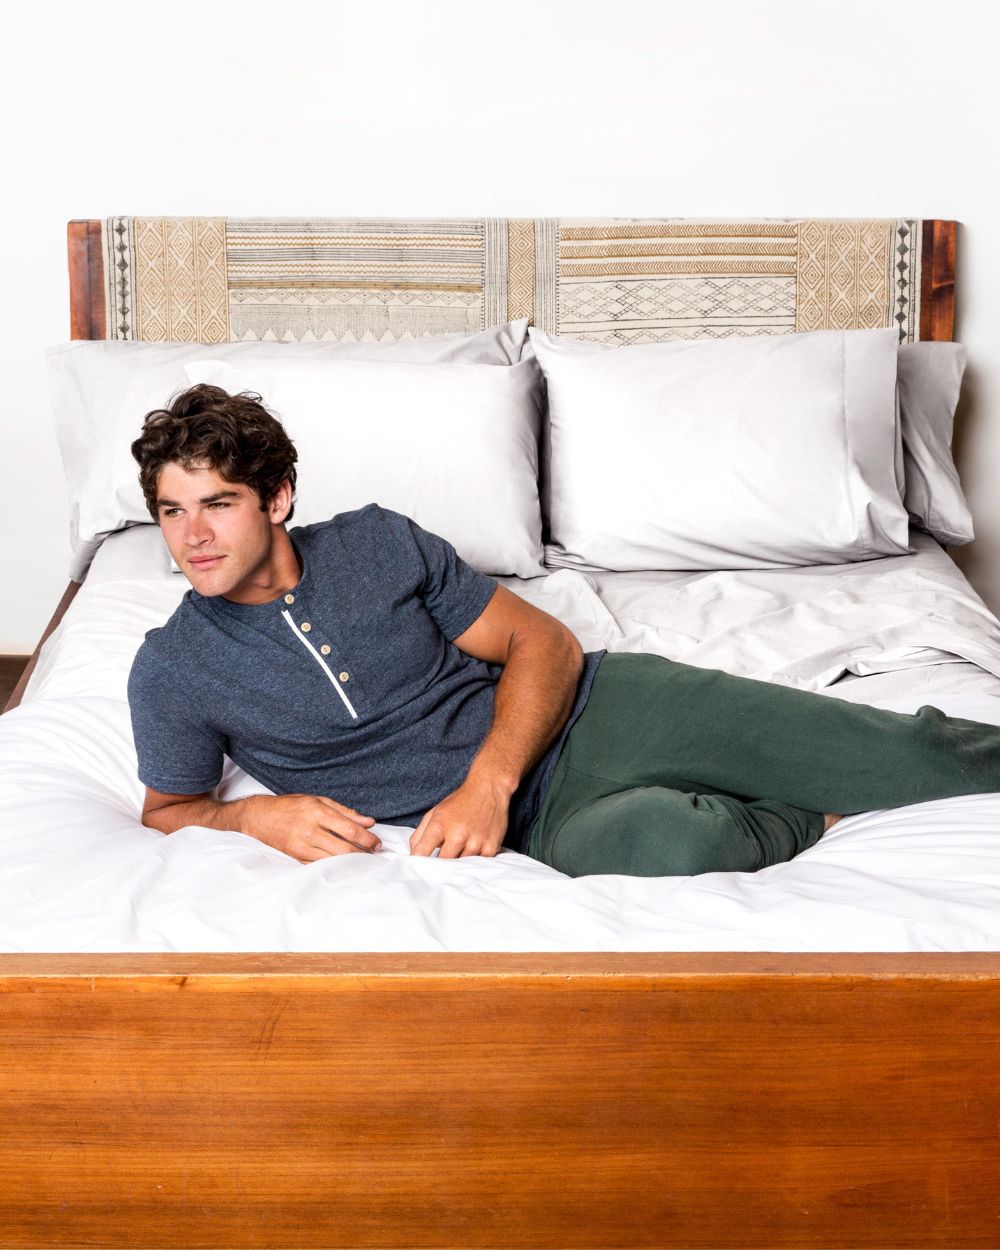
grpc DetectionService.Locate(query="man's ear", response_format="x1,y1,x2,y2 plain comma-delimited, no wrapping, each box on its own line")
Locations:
268,479,294,524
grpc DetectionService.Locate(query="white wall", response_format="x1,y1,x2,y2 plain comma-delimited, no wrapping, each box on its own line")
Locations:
1,0,995,651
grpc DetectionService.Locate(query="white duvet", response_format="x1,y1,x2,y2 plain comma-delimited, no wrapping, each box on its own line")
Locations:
4,525,1000,952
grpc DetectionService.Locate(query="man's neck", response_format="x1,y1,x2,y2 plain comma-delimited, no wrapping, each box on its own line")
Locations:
221,527,302,605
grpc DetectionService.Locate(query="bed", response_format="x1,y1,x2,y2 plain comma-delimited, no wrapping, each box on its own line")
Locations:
3,216,999,1249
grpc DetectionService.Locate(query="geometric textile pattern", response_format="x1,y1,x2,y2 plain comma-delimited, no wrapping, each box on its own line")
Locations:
892,219,922,343
795,218,915,340
103,217,932,344
506,218,535,322
132,218,229,343
557,219,799,344
102,217,138,341
227,287,484,343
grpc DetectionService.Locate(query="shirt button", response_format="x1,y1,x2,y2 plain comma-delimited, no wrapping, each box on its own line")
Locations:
320,644,331,655
301,622,312,632
339,671,350,682
284,593,295,604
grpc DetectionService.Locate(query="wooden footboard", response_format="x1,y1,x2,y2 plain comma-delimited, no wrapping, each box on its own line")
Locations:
2,952,999,1249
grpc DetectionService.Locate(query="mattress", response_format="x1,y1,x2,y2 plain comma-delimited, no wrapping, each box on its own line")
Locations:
4,524,1000,953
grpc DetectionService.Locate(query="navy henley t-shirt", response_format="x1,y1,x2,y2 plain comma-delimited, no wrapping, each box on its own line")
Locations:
127,504,604,851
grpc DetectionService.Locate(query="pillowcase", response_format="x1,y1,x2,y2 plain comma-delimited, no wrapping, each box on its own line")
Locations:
46,319,531,581
527,325,910,571
183,354,544,577
896,342,973,545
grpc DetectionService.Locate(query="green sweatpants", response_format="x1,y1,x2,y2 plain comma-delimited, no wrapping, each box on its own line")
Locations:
525,652,1000,878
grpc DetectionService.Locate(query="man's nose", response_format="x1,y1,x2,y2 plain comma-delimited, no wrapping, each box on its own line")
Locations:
184,513,213,545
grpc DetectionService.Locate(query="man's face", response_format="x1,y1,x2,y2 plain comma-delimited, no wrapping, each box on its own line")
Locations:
154,461,292,603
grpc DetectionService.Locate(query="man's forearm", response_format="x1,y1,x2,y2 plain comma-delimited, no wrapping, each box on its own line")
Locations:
464,625,585,797
142,794,258,836
142,792,382,860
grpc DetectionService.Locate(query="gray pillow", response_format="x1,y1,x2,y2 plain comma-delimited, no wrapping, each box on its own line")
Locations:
528,325,909,571
897,342,973,545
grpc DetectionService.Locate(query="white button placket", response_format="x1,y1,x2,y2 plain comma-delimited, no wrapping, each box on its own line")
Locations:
279,608,358,721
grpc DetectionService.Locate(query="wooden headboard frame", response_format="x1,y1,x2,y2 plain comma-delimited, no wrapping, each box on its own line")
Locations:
66,216,959,343
4,218,998,1250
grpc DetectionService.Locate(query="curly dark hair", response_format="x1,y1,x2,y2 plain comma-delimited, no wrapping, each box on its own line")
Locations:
131,383,298,523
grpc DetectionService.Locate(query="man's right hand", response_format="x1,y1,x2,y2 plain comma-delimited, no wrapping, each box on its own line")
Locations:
239,794,381,861
140,788,381,862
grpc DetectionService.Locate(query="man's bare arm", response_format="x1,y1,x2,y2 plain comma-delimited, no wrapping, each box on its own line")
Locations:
409,585,585,858
141,790,381,863
459,588,584,797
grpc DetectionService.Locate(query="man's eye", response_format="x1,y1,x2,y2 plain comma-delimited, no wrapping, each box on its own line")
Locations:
209,502,230,509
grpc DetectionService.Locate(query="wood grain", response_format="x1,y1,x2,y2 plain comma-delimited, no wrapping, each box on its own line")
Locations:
920,219,957,342
2,953,999,1248
2,950,999,978
0,656,29,706
68,219,105,340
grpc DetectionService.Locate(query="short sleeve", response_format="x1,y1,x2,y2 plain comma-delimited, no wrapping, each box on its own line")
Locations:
378,507,498,641
127,643,226,794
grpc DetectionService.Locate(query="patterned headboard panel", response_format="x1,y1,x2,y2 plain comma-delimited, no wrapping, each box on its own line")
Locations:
69,217,956,345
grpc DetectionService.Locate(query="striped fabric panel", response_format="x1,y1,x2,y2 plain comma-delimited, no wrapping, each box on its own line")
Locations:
226,218,484,342
533,219,559,335
482,218,508,331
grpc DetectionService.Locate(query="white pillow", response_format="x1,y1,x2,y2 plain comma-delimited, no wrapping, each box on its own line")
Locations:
45,320,531,580
183,355,544,577
528,326,910,571
896,342,974,545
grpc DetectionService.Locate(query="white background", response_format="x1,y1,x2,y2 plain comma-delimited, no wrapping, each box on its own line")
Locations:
0,0,995,651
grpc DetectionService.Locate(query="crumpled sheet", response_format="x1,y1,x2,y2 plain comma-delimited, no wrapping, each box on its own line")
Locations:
499,535,1000,692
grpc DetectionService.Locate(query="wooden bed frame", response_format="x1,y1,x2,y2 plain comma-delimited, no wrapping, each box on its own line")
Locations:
4,220,999,1250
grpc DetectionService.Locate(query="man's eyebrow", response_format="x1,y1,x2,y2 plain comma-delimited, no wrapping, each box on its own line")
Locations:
155,490,242,508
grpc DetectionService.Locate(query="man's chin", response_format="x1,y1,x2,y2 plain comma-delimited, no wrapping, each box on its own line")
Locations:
185,558,230,590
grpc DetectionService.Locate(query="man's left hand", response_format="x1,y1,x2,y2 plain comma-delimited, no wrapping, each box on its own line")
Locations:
409,776,511,859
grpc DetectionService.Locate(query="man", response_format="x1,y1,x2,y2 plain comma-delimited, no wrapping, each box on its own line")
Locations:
128,384,1000,876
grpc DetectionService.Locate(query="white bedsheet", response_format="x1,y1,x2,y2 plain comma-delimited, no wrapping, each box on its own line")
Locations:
4,524,1000,952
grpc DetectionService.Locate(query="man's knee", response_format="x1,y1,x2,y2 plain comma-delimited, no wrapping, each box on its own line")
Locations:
546,787,757,879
